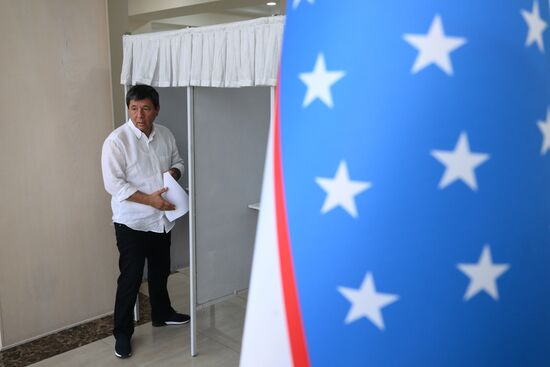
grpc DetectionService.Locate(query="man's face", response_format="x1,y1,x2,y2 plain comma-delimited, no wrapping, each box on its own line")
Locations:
128,98,158,136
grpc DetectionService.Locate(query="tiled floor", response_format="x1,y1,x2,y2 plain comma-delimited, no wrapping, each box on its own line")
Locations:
25,268,246,367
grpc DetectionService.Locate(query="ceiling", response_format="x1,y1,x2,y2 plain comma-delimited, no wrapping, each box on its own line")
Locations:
128,0,286,34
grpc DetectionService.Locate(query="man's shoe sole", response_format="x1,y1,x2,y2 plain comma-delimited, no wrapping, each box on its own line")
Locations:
114,351,131,359
152,319,190,327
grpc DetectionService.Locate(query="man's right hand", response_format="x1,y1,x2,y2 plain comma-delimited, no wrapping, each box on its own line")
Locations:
148,188,176,211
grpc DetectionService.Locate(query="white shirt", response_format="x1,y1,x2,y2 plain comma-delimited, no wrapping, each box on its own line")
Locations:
101,120,184,233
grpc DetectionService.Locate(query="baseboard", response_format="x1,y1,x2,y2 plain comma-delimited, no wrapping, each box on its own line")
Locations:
0,311,113,351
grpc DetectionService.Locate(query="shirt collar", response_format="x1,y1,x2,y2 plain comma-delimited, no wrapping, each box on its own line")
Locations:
126,119,156,140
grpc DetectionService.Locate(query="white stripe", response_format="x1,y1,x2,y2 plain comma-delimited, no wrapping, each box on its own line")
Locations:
240,117,293,366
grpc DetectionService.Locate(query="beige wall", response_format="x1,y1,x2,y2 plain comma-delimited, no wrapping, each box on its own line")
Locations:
107,0,129,126
0,0,117,348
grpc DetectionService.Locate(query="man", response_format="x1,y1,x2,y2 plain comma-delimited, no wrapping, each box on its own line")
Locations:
101,84,190,359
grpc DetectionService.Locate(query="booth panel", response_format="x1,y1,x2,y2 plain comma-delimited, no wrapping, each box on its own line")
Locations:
157,87,189,270
193,87,270,305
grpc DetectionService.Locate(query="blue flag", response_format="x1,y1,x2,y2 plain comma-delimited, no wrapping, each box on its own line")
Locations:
274,1,550,366
241,1,550,366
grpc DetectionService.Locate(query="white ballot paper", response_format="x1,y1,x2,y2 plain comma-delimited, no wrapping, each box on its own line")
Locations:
162,172,189,222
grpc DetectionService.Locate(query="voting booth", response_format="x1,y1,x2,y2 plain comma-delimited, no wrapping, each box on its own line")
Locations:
120,16,284,355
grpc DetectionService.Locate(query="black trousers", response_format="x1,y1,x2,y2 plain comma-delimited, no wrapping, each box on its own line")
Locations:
113,223,175,339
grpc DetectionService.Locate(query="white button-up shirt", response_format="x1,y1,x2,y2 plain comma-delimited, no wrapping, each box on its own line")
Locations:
101,120,184,233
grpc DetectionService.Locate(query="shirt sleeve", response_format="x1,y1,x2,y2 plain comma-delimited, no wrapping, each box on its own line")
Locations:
101,138,138,202
168,131,185,176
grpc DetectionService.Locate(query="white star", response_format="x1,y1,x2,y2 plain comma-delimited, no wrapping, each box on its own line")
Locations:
538,108,550,154
403,15,467,75
521,0,548,52
338,272,399,330
293,0,314,9
315,161,371,218
457,245,510,301
299,53,346,108
431,132,489,191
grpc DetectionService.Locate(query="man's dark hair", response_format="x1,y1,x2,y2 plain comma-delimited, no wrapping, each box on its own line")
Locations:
126,84,160,109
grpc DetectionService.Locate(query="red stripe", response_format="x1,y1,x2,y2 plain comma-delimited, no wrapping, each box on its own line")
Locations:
273,85,311,367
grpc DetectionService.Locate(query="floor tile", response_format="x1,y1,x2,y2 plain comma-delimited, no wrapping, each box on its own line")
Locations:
28,340,137,367
21,268,246,367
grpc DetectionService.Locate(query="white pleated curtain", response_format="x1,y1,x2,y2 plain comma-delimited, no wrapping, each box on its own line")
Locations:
121,16,284,87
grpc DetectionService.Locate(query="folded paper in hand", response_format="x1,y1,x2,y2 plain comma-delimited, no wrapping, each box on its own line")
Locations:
162,172,189,222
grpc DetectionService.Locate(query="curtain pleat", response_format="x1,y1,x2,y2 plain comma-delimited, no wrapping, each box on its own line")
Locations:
121,16,284,87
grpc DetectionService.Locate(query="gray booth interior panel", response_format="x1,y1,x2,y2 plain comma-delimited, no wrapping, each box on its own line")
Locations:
157,87,189,270
192,87,270,305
